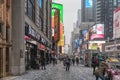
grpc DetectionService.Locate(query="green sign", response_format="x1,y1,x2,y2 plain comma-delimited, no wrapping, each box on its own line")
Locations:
52,3,63,22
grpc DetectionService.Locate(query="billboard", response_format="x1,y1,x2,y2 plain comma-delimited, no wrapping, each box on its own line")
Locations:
85,0,93,8
90,24,104,40
89,41,105,52
54,10,60,42
81,29,88,42
52,3,64,46
113,7,120,39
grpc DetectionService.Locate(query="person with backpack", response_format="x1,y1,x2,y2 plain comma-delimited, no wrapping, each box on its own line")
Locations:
91,56,98,75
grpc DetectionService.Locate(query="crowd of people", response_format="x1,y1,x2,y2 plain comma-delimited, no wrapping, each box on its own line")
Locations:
29,54,112,80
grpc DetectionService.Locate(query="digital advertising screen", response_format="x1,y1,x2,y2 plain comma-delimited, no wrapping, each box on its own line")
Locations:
52,3,64,46
81,29,88,42
85,0,93,8
90,24,104,40
113,7,120,39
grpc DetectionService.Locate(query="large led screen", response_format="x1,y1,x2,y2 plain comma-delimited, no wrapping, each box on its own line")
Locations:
81,29,88,42
52,3,64,46
90,24,104,40
113,7,120,39
85,0,93,8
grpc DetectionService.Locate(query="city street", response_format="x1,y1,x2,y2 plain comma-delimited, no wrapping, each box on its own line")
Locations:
1,62,95,80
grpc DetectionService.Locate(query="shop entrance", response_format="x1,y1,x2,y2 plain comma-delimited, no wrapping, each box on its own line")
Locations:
25,42,37,70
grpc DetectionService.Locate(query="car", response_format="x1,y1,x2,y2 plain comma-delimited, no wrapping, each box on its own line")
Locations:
106,57,119,63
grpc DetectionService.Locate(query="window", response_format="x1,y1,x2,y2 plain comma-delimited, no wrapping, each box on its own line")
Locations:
6,26,10,42
26,0,35,22
39,17,43,31
39,0,43,8
0,48,2,78
0,24,1,33
6,47,9,72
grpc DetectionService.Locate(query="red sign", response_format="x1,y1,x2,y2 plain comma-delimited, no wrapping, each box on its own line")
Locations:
39,44,45,51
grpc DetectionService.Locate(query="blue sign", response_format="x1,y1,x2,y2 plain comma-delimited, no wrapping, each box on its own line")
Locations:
85,0,93,8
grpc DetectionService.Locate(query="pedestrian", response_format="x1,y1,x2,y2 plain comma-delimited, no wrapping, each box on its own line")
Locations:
63,58,66,68
91,56,98,75
52,57,56,66
76,56,79,66
35,56,40,69
72,57,75,66
94,61,109,80
65,56,71,71
40,57,46,70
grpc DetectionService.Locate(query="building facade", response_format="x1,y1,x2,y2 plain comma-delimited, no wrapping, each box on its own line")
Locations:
81,0,96,22
0,0,12,77
12,0,52,75
96,0,120,39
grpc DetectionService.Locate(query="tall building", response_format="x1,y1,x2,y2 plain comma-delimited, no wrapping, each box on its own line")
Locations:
81,0,96,22
96,0,120,39
12,0,52,75
0,0,12,77
76,9,81,28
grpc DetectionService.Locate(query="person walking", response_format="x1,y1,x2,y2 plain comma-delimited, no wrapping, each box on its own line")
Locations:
65,56,71,71
94,61,109,80
91,56,98,75
76,57,79,66
72,57,75,66
40,57,46,70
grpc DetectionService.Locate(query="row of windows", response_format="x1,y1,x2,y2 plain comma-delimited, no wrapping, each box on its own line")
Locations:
0,24,10,41
0,24,1,33
26,0,35,22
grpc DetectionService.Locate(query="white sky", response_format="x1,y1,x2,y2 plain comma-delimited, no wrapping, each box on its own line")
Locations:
52,0,81,44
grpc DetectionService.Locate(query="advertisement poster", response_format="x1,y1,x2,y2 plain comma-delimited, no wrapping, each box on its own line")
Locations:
113,7,120,39
90,24,104,40
85,0,93,8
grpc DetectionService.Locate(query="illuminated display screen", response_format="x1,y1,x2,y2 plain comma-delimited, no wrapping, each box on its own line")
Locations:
52,3,64,46
85,0,93,8
90,24,104,40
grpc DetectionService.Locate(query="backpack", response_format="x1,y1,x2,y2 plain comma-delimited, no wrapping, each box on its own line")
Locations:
95,58,98,64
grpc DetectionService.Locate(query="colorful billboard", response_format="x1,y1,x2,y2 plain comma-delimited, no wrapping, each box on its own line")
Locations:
81,29,88,42
90,24,104,40
113,7,120,39
52,3,64,46
54,10,60,42
89,41,105,52
85,0,93,8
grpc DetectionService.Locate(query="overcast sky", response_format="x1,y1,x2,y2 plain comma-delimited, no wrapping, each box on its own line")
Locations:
52,0,81,44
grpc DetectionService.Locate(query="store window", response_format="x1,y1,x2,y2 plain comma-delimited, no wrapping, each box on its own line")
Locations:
26,0,35,22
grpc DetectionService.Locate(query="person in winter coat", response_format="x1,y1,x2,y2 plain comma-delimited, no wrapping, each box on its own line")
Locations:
94,61,109,80
40,57,46,70
91,56,98,75
76,57,79,66
65,56,71,71
72,57,75,66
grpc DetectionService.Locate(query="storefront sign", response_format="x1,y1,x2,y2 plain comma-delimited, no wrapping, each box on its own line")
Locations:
105,44,120,52
25,25,41,42
39,44,45,51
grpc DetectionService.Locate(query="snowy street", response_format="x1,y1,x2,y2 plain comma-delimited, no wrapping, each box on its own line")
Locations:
1,62,95,80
